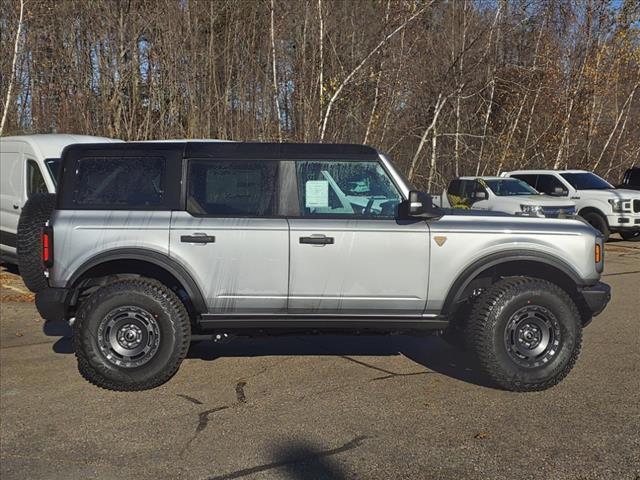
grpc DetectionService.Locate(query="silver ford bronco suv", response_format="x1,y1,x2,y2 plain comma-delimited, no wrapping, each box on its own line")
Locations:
22,142,611,392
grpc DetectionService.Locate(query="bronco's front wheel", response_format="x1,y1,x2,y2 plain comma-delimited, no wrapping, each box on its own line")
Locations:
73,278,191,391
466,277,582,392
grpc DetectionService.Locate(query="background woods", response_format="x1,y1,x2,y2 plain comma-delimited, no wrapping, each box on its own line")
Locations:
1,0,638,190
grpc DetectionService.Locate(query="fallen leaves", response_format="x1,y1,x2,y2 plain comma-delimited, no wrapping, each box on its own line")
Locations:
1,293,35,303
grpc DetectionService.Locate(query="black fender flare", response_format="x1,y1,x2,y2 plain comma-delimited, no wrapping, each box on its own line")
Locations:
578,206,609,226
67,248,207,314
441,250,588,316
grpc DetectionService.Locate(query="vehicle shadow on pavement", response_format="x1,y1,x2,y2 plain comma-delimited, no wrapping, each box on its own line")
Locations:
43,322,74,354
1,262,20,275
186,334,495,390
44,323,495,389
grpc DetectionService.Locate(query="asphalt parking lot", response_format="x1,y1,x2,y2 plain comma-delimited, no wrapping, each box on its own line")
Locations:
1,240,639,480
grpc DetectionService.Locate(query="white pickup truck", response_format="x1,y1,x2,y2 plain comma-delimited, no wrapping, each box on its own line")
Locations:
434,176,576,218
502,170,640,241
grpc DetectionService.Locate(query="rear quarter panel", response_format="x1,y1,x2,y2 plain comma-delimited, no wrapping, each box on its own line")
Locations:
49,210,171,287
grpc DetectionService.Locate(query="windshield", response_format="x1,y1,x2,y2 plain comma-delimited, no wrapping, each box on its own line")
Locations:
484,179,539,196
560,172,612,190
45,158,61,186
379,153,414,191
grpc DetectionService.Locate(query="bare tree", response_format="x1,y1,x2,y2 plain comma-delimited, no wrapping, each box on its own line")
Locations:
270,0,282,141
319,0,436,141
0,0,24,136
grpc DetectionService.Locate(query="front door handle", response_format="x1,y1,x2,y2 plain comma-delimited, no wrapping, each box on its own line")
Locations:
299,235,334,245
181,233,215,244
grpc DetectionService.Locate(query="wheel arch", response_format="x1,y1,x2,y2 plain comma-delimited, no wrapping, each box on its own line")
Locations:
442,251,590,322
67,248,207,316
578,206,609,224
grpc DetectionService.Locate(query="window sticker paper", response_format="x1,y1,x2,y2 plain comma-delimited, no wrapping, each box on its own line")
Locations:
305,180,329,208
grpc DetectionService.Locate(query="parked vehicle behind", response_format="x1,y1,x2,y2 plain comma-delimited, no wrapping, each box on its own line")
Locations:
22,142,610,393
0,134,121,265
502,169,640,241
618,166,640,191
435,176,576,218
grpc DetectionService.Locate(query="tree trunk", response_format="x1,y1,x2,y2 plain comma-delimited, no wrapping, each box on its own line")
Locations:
0,0,25,136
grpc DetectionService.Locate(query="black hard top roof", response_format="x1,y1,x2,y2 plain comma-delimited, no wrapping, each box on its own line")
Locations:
62,141,380,160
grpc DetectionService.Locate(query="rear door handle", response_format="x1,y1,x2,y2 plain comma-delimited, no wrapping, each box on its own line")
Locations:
180,233,215,244
299,235,334,245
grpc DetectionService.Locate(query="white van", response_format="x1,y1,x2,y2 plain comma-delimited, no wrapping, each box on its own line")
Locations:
0,134,121,263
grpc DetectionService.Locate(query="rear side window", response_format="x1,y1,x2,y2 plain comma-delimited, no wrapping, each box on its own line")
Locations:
75,157,165,207
187,160,278,216
27,160,47,197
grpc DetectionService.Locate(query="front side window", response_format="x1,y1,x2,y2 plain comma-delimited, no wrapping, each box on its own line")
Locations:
448,179,461,196
187,160,278,216
536,175,566,195
75,157,165,207
27,160,47,197
295,160,402,217
44,158,61,186
560,172,612,190
455,180,485,204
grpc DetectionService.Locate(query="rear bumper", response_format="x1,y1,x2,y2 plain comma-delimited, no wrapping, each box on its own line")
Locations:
35,287,73,322
579,282,611,317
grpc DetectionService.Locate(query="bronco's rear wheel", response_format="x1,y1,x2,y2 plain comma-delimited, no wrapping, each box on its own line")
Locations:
73,278,191,391
465,277,582,392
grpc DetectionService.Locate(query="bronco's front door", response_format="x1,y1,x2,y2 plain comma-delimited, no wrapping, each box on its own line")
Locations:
287,159,430,315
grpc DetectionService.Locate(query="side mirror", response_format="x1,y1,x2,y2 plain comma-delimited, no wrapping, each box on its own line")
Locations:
404,190,438,218
552,187,568,196
408,190,426,215
473,191,487,201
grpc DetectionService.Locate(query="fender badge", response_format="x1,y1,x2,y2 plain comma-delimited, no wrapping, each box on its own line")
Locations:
434,236,447,246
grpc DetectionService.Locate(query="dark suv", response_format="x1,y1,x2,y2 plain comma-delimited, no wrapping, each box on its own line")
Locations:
618,166,640,191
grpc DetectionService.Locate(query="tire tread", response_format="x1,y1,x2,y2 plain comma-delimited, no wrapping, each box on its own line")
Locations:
73,278,191,392
466,277,582,392
17,193,56,293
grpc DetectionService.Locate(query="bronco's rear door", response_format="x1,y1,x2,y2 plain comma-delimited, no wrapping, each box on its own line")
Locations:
169,149,290,314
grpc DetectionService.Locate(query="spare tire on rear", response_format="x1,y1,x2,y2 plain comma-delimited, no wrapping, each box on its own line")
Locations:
17,193,56,293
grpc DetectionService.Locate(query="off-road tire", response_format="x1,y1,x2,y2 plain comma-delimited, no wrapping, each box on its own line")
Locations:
582,211,610,242
73,278,191,391
619,231,640,242
465,277,582,392
17,193,56,292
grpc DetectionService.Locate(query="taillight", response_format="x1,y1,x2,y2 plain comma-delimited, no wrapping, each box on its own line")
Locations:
42,226,53,268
